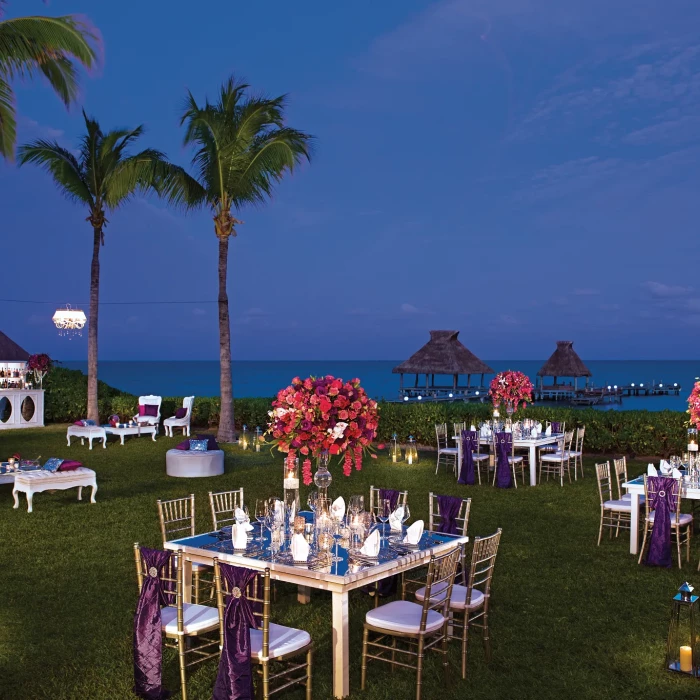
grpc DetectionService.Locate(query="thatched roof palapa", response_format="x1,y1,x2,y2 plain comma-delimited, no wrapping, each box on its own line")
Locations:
537,340,591,378
392,331,494,376
0,331,29,362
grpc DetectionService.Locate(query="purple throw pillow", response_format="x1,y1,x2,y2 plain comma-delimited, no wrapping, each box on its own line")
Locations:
175,439,190,450
73,420,85,426
144,404,159,417
138,405,146,416
175,407,187,419
58,460,82,471
197,434,219,451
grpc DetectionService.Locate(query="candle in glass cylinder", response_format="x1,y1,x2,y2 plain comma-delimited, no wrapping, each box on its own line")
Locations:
284,469,299,490
680,645,693,673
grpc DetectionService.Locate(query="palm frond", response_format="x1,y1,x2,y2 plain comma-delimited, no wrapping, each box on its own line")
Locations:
153,162,208,211
17,138,93,205
0,75,15,159
102,149,168,207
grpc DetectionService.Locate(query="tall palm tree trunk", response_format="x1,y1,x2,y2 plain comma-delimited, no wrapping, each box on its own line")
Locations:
87,225,100,422
217,235,235,442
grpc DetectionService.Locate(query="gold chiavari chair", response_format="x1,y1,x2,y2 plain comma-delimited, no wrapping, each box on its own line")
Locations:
157,494,212,602
638,475,692,568
595,461,631,544
209,487,245,530
435,423,459,475
213,562,313,699
414,529,502,679
134,544,220,700
538,430,574,486
428,493,471,539
361,547,462,700
569,426,586,479
612,456,644,507
369,486,408,516
491,432,526,488
453,422,466,438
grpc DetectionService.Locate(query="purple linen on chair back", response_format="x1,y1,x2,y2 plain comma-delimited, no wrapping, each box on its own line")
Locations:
645,476,679,568
436,495,462,534
213,564,259,700
495,432,513,489
458,430,477,485
379,488,400,511
133,548,173,700
551,422,561,433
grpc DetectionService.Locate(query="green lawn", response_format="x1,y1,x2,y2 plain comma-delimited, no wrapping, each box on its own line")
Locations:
0,425,698,699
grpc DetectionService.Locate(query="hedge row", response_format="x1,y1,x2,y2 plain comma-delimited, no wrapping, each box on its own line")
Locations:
43,367,690,456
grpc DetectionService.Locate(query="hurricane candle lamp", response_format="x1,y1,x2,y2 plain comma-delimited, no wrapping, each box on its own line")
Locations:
255,426,262,452
405,435,418,465
240,425,249,450
666,582,699,677
391,433,401,463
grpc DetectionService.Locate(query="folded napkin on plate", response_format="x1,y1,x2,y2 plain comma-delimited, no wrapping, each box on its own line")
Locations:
536,422,543,432
531,427,538,437
331,496,345,521
672,468,682,479
235,507,255,531
470,424,476,432
647,464,658,477
403,520,424,545
231,523,248,549
545,425,552,436
389,506,404,532
505,426,512,433
659,460,671,474
291,533,310,562
360,529,380,557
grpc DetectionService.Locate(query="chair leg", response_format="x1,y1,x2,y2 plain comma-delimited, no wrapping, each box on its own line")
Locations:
677,525,682,569
415,637,425,700
461,613,469,679
194,570,200,604
177,634,188,700
361,627,369,690
306,648,313,700
597,508,605,546
638,522,649,565
262,658,270,700
442,624,449,683
482,608,492,663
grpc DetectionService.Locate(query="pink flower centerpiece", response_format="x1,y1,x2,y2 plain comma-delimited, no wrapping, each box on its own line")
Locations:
267,375,380,485
489,370,534,415
687,379,700,429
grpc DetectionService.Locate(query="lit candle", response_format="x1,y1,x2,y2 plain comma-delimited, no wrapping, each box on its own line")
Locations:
680,645,693,673
690,443,698,453
284,470,299,489
407,454,413,465
392,453,397,463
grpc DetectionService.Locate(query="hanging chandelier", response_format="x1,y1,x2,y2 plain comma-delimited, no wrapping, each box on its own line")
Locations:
52,304,87,337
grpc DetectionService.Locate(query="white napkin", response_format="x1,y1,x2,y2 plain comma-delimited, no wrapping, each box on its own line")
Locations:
360,529,380,557
659,460,671,474
235,507,255,532
647,464,658,476
536,422,542,433
531,427,538,437
672,468,682,479
291,533,310,562
232,523,248,549
403,519,424,545
545,425,552,436
505,426,512,433
331,496,345,521
470,424,476,432
389,506,404,532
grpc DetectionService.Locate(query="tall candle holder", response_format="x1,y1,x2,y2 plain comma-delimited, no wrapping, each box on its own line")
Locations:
406,435,418,465
255,426,262,452
240,425,249,450
283,456,300,513
391,433,401,463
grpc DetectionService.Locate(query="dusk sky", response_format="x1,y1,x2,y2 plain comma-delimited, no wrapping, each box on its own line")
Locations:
2,0,700,361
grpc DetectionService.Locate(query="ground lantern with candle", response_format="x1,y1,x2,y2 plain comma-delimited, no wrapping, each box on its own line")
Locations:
405,435,418,465
240,425,249,450
391,433,401,463
666,582,699,677
255,426,262,452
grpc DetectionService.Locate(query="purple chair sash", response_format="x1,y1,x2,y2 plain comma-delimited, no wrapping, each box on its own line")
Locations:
645,476,678,568
212,564,259,700
551,422,561,433
495,432,513,489
458,430,477,485
436,495,462,534
133,548,173,700
379,488,399,511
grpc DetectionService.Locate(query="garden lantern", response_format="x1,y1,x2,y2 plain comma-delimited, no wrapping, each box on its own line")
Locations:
240,425,249,450
391,433,401,463
255,426,262,452
666,582,699,677
405,436,418,465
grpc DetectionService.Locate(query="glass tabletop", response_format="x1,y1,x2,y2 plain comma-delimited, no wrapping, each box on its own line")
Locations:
170,524,463,579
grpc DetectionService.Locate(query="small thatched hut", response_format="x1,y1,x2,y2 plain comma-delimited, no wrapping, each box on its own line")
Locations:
393,330,494,395
0,331,29,362
537,340,591,390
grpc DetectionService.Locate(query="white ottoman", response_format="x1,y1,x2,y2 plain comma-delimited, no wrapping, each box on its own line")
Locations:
67,425,107,449
13,467,97,513
166,449,224,478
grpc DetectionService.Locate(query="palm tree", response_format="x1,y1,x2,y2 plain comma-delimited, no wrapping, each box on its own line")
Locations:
19,112,171,422
0,1,99,159
162,76,313,442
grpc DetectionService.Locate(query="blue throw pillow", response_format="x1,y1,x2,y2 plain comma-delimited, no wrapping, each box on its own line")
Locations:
188,439,208,452
84,419,96,426
44,458,64,472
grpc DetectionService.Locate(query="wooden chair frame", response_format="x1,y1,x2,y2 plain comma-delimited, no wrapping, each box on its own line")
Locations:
435,423,459,475
209,488,245,530
595,461,631,545
369,486,408,517
214,563,313,699
491,432,526,488
538,431,574,486
134,544,219,700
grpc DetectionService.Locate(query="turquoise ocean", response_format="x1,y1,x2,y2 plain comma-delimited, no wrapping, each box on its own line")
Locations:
61,360,700,412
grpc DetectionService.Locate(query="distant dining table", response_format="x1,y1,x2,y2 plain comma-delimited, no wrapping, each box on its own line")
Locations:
166,524,467,699
453,432,563,486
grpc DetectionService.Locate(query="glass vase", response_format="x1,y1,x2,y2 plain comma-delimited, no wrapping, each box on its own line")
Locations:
314,451,333,494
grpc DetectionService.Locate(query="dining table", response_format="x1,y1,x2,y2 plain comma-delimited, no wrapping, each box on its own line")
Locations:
453,432,562,486
165,523,468,699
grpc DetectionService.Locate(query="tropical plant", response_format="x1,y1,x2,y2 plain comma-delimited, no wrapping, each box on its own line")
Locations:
161,76,313,442
18,112,172,421
0,1,99,159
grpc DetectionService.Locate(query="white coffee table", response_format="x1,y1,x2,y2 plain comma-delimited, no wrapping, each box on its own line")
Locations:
103,424,157,445
67,425,107,449
13,467,97,513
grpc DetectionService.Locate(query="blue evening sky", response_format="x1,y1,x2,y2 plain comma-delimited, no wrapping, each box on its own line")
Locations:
2,0,700,361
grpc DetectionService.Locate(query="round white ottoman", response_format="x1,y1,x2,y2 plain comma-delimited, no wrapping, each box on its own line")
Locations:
166,449,225,478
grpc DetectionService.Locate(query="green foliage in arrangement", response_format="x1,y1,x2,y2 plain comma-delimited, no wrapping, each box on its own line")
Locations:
42,369,689,455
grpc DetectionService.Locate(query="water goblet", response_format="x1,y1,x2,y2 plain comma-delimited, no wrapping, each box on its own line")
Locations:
377,499,391,546
401,504,411,534
349,495,364,516
254,499,267,544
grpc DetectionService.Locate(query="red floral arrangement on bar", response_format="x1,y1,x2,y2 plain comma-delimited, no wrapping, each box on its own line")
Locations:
489,370,534,411
267,375,380,485
687,379,700,429
27,353,53,373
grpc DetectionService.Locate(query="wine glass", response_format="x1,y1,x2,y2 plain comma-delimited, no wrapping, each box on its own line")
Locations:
349,495,364,516
401,504,411,534
307,490,319,514
254,499,267,544
377,499,391,545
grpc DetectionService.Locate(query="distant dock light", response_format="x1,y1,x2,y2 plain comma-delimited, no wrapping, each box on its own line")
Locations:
448,393,453,398
403,396,409,401
607,385,612,391
674,383,678,387
659,383,663,388
640,383,644,387
475,391,480,396
614,385,618,390
417,395,422,401
631,383,635,387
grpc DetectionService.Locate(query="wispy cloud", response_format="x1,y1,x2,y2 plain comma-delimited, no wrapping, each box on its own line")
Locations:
644,281,693,298
18,116,63,141
400,303,433,315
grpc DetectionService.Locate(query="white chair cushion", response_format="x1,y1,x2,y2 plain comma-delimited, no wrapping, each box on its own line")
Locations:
161,603,219,635
621,494,646,504
415,583,485,612
438,448,459,455
508,456,523,464
366,600,445,635
250,622,311,660
568,450,582,457
603,500,632,512
473,454,490,462
542,453,569,462
647,512,692,526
